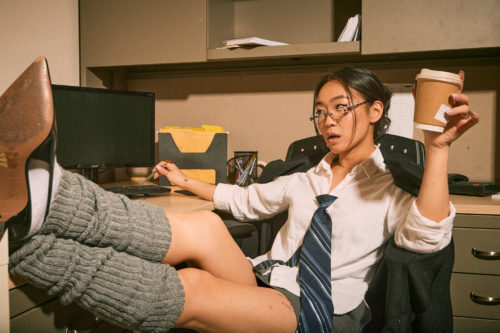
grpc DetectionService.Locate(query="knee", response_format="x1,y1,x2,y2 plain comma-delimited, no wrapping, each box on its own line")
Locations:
178,267,214,292
192,211,229,241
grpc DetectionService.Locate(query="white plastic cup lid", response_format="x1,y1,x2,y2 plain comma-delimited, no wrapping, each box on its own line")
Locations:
416,69,463,87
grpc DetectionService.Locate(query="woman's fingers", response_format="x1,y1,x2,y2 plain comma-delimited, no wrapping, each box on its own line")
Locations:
458,70,465,92
153,160,173,179
449,92,469,107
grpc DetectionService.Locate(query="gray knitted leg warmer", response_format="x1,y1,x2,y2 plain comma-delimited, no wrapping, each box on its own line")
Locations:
9,233,185,332
41,170,171,263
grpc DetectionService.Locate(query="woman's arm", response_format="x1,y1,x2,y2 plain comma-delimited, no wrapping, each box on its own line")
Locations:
153,161,291,221
416,71,479,222
153,162,216,201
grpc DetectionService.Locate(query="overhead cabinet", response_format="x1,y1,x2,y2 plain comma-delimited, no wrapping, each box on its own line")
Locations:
80,0,208,68
362,0,500,55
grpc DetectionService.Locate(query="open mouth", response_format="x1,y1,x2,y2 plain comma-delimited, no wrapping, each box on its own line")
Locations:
327,133,340,141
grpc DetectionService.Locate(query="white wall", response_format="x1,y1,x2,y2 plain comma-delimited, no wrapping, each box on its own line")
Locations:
0,0,80,93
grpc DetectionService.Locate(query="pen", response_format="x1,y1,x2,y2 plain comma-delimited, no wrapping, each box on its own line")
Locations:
141,159,172,185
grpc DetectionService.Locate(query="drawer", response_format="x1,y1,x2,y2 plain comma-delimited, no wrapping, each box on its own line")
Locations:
454,214,500,229
451,273,500,320
10,284,126,332
11,297,126,333
453,228,500,275
453,317,500,333
10,283,57,317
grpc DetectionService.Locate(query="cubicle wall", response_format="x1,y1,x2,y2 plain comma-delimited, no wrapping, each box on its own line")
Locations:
127,63,498,183
80,0,500,182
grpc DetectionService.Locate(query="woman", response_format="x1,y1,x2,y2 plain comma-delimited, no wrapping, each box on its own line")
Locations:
153,67,478,332
4,60,478,333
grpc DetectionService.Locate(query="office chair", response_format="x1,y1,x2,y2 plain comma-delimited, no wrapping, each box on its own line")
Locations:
220,214,259,258
285,135,328,162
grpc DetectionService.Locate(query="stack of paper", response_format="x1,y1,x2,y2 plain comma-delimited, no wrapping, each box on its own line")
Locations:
337,14,361,42
220,37,289,49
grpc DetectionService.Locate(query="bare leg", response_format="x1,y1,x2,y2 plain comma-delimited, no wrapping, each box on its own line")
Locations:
163,210,256,286
175,268,297,333
164,211,296,332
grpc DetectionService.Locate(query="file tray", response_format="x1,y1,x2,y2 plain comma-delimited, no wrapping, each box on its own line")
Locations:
158,129,227,185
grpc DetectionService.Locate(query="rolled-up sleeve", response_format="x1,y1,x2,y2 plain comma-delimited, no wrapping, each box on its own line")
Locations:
394,199,455,253
213,175,292,221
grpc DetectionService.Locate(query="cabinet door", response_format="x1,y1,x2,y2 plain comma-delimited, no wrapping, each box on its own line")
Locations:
80,0,208,67
453,228,500,275
453,317,500,333
362,0,500,54
451,273,500,320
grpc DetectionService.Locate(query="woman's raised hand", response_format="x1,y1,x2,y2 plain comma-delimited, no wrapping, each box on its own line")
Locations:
423,71,479,148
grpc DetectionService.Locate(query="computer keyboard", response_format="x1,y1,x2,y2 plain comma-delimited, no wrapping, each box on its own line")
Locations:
105,185,171,198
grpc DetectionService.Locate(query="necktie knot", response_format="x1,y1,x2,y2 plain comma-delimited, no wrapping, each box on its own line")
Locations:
316,194,337,215
316,194,337,210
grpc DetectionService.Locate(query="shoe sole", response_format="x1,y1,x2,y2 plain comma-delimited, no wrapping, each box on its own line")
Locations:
0,56,53,223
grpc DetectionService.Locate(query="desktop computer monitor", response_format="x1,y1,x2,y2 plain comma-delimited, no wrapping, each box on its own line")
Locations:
51,85,155,183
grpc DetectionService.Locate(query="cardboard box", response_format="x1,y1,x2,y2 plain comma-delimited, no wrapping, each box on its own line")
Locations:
158,129,227,185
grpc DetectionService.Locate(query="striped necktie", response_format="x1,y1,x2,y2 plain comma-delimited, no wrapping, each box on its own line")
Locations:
253,194,337,333
297,194,336,333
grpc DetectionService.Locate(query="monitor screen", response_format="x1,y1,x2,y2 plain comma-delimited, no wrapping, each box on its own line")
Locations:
52,85,155,172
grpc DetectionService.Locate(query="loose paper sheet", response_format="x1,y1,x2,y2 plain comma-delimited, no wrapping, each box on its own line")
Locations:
386,83,415,139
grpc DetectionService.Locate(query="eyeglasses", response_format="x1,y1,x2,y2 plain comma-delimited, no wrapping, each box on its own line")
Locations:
309,100,370,124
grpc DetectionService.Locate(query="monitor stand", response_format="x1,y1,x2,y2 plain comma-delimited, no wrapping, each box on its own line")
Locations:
81,167,99,183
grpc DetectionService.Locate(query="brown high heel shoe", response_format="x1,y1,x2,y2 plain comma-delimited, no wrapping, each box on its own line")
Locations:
0,56,56,240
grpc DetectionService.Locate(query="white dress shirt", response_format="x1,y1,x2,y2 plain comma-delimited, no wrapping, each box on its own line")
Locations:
213,147,454,314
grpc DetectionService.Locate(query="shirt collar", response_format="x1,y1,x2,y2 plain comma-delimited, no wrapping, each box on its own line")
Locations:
315,146,388,179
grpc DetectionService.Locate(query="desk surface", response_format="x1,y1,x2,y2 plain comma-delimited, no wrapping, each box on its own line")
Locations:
451,194,500,215
140,190,214,212
103,177,214,213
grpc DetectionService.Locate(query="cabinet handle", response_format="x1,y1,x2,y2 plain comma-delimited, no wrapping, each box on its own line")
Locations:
471,247,500,260
469,292,500,305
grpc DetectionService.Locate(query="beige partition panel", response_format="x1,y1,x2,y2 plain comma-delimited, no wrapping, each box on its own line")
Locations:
362,0,500,54
0,0,79,93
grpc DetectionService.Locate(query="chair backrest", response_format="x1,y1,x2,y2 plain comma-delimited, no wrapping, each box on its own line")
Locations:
285,134,425,166
285,135,327,162
376,134,426,167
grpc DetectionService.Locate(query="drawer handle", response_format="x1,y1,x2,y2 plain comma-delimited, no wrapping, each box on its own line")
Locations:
471,247,500,260
470,292,500,305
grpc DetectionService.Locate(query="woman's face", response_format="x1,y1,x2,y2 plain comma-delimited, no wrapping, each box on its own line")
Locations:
315,80,377,155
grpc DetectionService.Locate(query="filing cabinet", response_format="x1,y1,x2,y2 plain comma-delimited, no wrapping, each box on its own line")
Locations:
451,213,500,332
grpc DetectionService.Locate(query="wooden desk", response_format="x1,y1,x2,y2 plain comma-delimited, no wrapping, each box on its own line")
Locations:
139,189,214,213
451,194,500,215
103,177,214,213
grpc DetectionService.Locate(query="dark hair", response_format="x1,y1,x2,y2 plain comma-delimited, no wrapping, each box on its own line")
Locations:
312,67,392,141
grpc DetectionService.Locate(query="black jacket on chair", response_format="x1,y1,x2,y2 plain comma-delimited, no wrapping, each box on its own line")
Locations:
363,238,454,333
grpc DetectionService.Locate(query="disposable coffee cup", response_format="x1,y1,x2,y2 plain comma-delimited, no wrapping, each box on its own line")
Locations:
414,69,463,132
